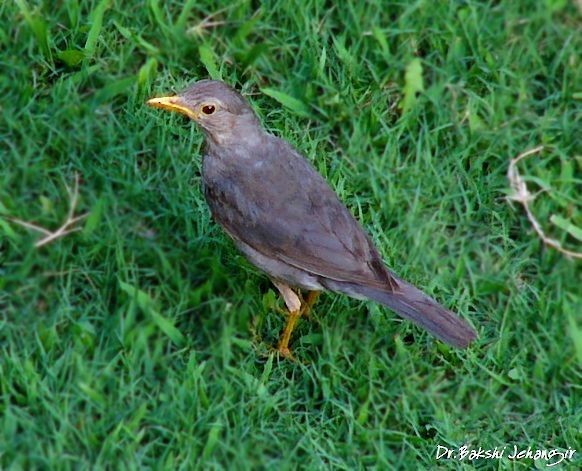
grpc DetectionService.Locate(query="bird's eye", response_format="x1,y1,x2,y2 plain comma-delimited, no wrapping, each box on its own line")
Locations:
201,104,216,115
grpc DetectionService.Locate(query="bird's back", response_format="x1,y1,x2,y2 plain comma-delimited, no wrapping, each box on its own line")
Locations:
202,134,396,291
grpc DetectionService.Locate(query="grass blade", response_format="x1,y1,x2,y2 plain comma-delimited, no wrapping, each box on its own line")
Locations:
15,0,52,61
119,280,185,346
261,87,310,117
550,215,582,242
93,76,136,104
199,44,220,80
84,0,111,60
138,58,159,89
400,58,424,113
175,0,198,31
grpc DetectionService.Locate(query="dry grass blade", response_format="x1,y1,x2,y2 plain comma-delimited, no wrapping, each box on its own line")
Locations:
186,4,233,37
507,146,582,259
4,173,89,248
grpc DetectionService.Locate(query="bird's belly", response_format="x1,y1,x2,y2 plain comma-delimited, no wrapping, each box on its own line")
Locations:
233,238,324,291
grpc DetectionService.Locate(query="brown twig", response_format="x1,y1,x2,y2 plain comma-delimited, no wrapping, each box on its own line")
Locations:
507,146,582,259
186,4,234,37
5,173,88,248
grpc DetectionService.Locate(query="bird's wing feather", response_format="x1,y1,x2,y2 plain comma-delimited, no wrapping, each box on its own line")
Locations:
203,137,398,291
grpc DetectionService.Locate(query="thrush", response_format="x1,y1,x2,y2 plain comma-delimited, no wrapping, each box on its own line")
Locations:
147,79,477,357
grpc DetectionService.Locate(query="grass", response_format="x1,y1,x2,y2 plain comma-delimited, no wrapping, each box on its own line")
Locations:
1,0,580,469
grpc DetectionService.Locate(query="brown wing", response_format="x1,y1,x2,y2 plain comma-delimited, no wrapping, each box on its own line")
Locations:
203,136,399,292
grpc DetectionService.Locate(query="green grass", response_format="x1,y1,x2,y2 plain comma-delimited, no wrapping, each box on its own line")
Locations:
1,0,581,469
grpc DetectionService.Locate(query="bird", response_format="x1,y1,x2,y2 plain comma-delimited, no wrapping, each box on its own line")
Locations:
147,79,477,357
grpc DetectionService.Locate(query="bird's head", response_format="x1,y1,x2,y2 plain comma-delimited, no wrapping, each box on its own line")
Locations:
147,80,259,144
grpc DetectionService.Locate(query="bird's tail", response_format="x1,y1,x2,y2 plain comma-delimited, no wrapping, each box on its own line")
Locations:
332,278,477,348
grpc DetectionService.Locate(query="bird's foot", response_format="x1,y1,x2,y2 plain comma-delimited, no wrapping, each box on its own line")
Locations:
276,345,296,360
270,282,322,359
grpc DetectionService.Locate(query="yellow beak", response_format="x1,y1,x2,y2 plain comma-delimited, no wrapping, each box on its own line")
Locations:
146,96,199,120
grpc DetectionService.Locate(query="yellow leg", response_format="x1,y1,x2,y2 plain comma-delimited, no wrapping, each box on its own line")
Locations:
271,280,321,358
277,309,302,358
301,291,320,318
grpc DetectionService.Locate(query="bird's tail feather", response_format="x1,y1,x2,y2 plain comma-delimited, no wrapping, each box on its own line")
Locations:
331,279,477,348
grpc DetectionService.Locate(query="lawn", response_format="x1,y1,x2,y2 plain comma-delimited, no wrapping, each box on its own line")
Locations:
1,0,580,469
